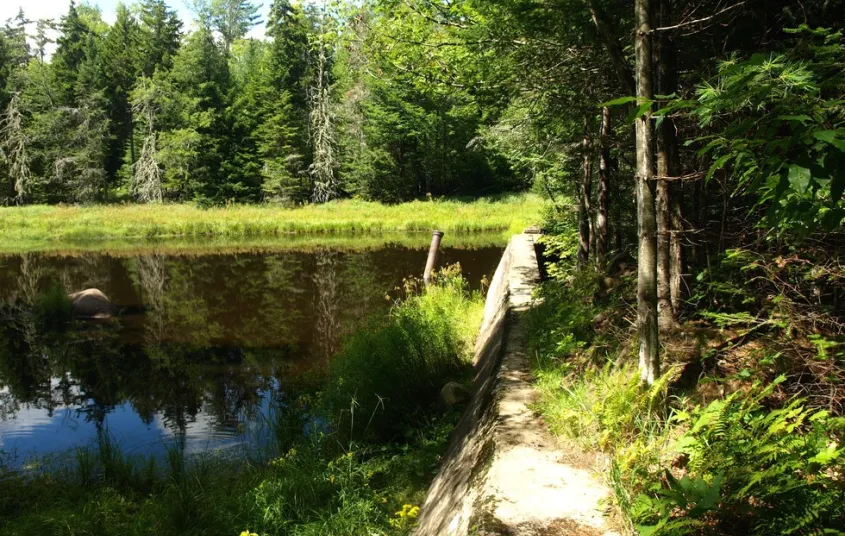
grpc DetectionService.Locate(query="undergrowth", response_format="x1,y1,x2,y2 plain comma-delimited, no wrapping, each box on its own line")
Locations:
0,268,483,536
527,246,845,535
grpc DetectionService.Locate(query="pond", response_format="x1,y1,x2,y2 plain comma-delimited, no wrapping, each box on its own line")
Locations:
0,239,503,465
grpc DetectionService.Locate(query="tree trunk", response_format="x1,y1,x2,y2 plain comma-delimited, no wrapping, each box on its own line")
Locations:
670,182,684,312
129,108,136,166
577,125,593,270
654,6,673,330
656,0,682,327
635,0,659,384
596,107,611,273
655,178,673,330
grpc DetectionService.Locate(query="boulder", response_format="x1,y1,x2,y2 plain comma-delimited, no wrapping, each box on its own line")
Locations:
439,381,471,407
69,289,118,319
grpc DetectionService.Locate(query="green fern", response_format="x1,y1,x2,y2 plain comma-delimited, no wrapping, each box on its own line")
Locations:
639,378,845,535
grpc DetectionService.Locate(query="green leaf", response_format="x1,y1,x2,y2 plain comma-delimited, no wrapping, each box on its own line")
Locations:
626,101,653,124
808,444,840,465
788,165,811,193
706,155,732,181
602,96,639,107
778,115,812,123
814,130,845,152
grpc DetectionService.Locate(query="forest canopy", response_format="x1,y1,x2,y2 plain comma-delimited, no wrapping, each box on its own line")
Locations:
0,0,842,217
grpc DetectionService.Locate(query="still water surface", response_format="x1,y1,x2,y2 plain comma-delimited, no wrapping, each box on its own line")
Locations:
0,242,502,463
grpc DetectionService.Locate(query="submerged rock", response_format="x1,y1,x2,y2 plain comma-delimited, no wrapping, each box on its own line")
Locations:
69,289,118,319
440,381,471,407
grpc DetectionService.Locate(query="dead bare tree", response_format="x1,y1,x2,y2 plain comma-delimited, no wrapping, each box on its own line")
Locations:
0,93,32,204
131,80,163,203
309,29,339,203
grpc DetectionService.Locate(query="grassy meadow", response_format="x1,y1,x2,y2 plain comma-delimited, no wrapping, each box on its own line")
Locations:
0,195,542,251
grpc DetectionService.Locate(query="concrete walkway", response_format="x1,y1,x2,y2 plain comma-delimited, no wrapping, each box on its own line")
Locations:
415,234,619,536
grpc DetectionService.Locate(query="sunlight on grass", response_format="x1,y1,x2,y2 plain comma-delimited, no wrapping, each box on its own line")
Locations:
0,195,543,250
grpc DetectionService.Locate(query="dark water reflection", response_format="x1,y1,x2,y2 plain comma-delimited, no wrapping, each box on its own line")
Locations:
0,244,502,462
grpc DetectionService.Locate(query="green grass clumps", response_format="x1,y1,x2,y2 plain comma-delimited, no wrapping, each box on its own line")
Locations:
0,269,484,536
0,195,542,248
323,267,483,440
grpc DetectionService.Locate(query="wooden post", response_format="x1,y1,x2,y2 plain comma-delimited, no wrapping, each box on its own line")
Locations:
423,231,444,285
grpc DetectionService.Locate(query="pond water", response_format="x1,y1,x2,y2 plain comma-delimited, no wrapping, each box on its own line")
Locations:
0,241,503,464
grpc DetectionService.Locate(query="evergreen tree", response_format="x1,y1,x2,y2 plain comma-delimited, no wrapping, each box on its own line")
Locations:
138,0,183,77
160,25,231,201
267,0,308,107
101,3,142,180
258,0,310,202
0,93,31,203
212,0,263,52
52,2,90,105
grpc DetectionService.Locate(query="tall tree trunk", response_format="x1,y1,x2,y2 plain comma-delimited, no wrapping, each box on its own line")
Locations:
129,108,136,166
577,125,593,270
655,178,673,330
670,182,684,312
635,0,659,384
596,107,611,273
655,0,686,328
654,0,673,331
656,0,685,317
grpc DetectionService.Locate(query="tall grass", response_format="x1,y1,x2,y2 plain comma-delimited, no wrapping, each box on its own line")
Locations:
322,266,484,440
34,285,73,329
0,268,484,536
0,195,542,246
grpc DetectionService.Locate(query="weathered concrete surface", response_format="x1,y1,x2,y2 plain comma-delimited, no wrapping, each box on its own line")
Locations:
415,234,618,536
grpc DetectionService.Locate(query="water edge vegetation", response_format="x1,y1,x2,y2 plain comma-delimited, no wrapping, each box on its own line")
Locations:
0,268,483,536
0,195,542,249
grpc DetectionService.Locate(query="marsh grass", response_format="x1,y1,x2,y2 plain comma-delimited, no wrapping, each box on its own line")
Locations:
0,195,542,248
322,266,483,441
0,269,484,536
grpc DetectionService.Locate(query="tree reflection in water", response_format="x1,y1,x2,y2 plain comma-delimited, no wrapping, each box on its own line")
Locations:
0,245,502,461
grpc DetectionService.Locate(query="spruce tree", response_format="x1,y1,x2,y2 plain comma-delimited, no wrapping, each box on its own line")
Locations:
52,1,90,106
139,0,183,77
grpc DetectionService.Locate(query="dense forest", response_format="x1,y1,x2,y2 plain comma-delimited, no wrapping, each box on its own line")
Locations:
0,0,524,205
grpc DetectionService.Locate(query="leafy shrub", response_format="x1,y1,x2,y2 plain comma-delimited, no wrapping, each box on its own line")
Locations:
536,205,580,280
635,378,845,535
321,267,482,440
688,37,845,234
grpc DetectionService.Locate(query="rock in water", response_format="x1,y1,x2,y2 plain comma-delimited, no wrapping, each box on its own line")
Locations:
440,382,471,407
69,289,118,319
